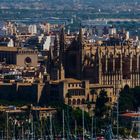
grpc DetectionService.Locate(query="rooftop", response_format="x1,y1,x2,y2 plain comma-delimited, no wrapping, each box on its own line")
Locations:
0,46,37,53
121,112,140,118
51,78,82,84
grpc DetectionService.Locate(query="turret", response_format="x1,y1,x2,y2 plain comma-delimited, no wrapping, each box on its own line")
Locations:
54,35,60,57
78,27,83,46
59,26,66,53
59,26,66,80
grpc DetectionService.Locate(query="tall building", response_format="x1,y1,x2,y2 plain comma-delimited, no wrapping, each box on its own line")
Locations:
48,27,65,81
28,25,37,35
48,27,140,93
109,27,116,35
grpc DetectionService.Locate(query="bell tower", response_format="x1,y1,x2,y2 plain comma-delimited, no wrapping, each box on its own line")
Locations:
59,26,66,80
77,27,85,79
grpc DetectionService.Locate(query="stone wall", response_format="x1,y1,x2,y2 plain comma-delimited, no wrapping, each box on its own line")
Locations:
0,83,46,104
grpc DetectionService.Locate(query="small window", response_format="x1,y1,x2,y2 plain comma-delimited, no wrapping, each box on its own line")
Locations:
73,99,76,105
77,99,81,105
68,99,71,105
82,99,85,104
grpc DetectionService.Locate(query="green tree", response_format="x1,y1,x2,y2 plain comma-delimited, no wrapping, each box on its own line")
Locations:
73,107,91,128
66,91,71,105
119,85,135,112
132,86,140,111
87,101,91,113
90,88,96,103
93,90,111,133
94,89,109,118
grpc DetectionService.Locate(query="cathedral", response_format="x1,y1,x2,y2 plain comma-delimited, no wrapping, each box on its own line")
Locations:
48,27,140,95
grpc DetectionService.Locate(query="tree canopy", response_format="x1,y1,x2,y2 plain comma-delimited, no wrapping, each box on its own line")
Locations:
119,85,140,112
95,89,110,118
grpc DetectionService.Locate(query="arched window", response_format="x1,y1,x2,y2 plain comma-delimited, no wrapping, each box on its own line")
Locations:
115,55,121,72
108,55,113,72
87,94,89,101
73,99,76,105
82,99,85,104
132,56,137,71
122,56,130,79
77,99,81,105
68,99,71,105
109,97,112,102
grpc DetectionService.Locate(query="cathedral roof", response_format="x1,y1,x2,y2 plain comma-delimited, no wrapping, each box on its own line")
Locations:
50,78,82,84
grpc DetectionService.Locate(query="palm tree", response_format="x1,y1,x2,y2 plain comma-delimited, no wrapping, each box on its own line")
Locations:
87,101,91,113
90,88,96,103
66,91,71,105
95,89,109,118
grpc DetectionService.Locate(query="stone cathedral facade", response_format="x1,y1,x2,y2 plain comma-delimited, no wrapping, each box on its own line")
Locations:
48,27,140,94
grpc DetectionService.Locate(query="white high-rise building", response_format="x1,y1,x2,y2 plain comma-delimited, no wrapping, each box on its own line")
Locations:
43,36,51,50
109,27,116,35
28,24,37,35
126,31,130,40
8,39,14,47
136,36,139,42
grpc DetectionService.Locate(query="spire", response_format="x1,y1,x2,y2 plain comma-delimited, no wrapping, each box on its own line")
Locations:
59,26,65,52
59,63,65,80
59,26,66,66
54,34,59,46
54,35,60,57
59,26,65,80
78,26,83,44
